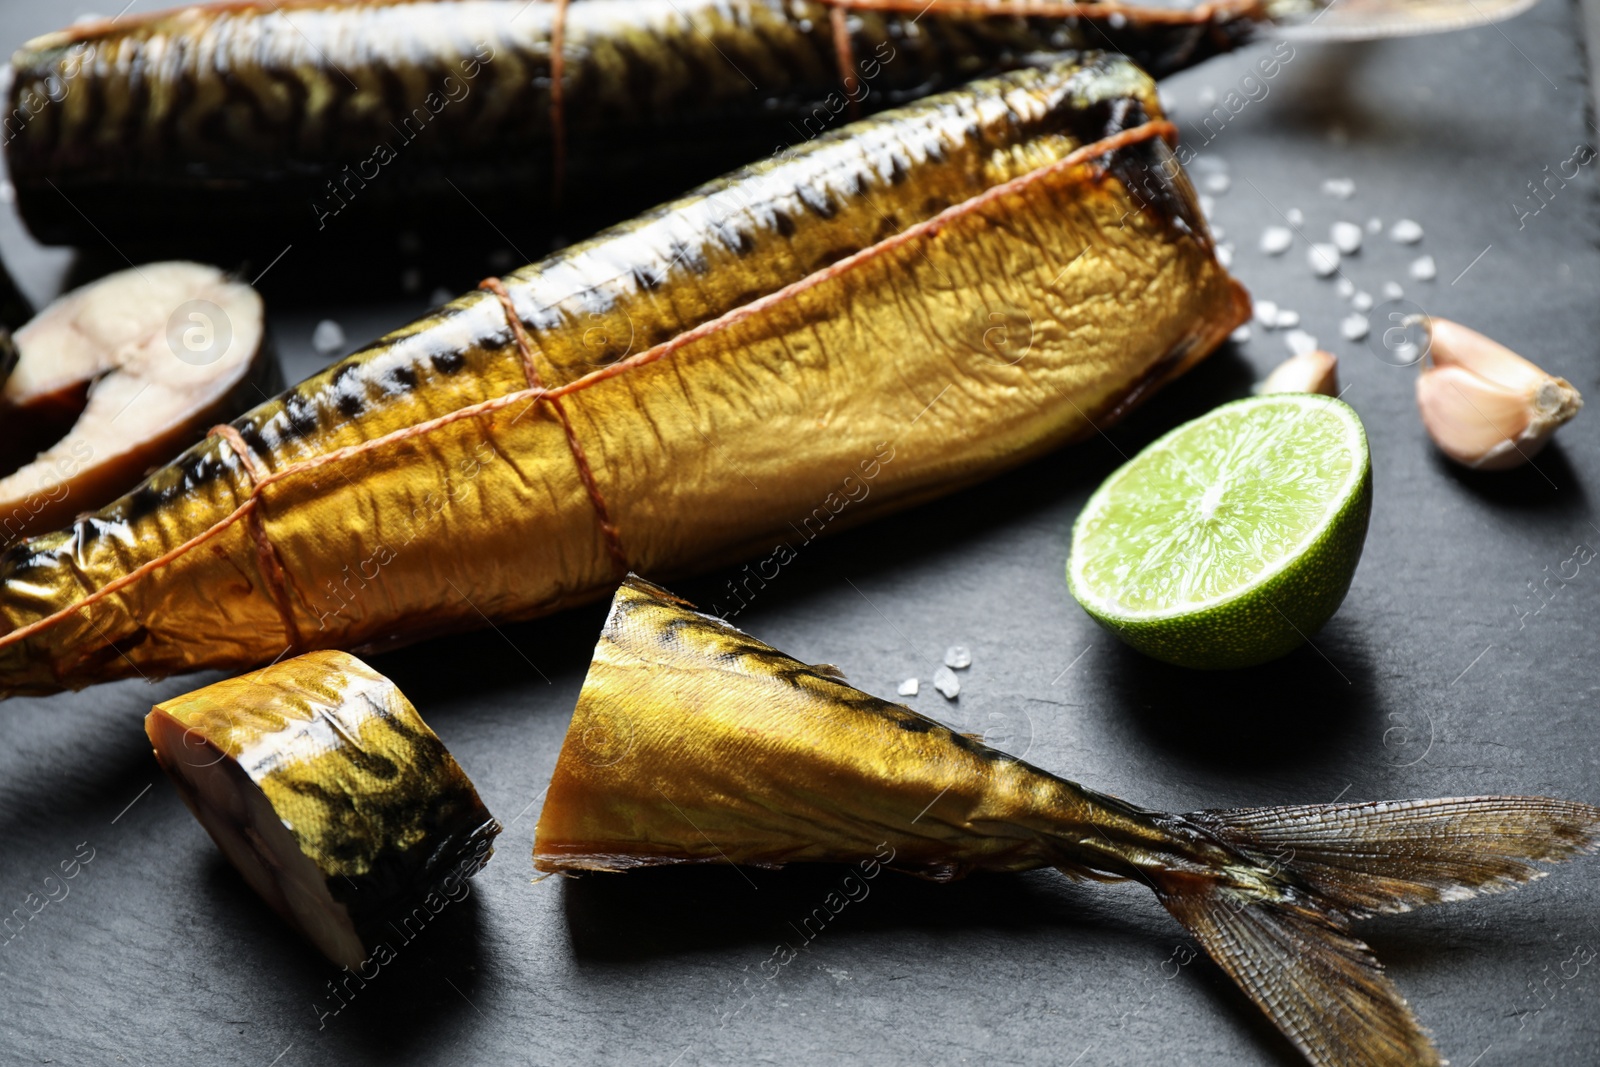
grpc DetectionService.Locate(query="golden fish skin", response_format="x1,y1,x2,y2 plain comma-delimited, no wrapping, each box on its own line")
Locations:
0,57,1247,697
147,650,500,969
535,576,1600,1067
5,0,1261,248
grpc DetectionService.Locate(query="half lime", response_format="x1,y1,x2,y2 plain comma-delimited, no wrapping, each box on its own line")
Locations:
1067,394,1371,669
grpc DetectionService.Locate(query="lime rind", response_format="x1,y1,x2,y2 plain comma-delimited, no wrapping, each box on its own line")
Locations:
1066,394,1371,670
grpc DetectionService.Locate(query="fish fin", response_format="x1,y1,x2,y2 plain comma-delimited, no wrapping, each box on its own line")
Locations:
1266,0,1539,41
1153,796,1600,1067
1159,884,1439,1067
1187,796,1600,916
810,662,849,684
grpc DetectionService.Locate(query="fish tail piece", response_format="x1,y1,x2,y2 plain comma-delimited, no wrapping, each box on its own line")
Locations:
1149,796,1600,1067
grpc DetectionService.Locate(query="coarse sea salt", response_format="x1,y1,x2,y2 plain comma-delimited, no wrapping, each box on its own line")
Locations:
1230,324,1252,344
1390,219,1424,244
1331,221,1363,255
933,666,961,699
312,319,346,355
1254,300,1280,327
1382,281,1405,301
1276,308,1301,329
1409,255,1437,281
1352,291,1374,311
944,646,972,669
1259,226,1293,255
1308,243,1341,277
1340,314,1370,341
1284,329,1319,356
898,678,919,697
1321,177,1356,199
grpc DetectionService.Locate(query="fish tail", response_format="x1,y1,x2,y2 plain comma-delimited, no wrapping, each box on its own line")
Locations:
1148,796,1600,1067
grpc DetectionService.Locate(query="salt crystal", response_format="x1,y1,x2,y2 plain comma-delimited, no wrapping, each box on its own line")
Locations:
1275,308,1300,329
945,645,972,669
1199,194,1216,219
1204,173,1232,194
933,666,961,699
1335,277,1355,299
1308,243,1341,277
1389,219,1424,244
1212,225,1227,241
1198,87,1217,107
1331,221,1363,255
0,180,13,205
1366,217,1383,234
1216,243,1234,268
1284,329,1319,356
311,320,346,355
1230,324,1252,344
1254,299,1280,328
1352,291,1374,311
1409,254,1437,281
1286,208,1305,226
898,678,919,697
1321,178,1356,200
1382,281,1405,300
1339,314,1370,341
1259,226,1293,255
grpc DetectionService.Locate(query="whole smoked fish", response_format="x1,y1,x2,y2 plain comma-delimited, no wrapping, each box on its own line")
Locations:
0,57,1247,696
5,0,1535,250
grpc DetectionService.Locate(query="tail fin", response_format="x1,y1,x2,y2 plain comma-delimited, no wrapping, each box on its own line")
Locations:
1151,797,1600,1067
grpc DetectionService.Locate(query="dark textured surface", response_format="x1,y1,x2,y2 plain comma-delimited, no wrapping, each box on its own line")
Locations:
2,2,1598,1065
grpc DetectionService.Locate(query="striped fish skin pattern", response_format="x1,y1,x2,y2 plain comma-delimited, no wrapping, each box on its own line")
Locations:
0,57,1247,696
534,577,1600,1067
536,575,1186,878
3,0,1252,245
148,649,500,949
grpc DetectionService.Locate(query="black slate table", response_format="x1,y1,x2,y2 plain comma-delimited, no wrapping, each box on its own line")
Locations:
2,1,1599,1064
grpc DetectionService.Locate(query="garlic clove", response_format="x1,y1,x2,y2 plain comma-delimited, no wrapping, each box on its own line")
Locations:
1258,349,1339,396
1426,318,1551,394
1416,318,1582,470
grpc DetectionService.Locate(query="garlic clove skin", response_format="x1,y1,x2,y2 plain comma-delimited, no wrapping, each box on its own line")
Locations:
1258,349,1339,396
1415,318,1582,470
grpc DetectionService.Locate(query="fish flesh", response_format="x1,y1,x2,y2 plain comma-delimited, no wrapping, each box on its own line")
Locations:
535,575,1600,1067
147,649,500,969
5,0,1535,253
0,55,1248,697
0,263,277,544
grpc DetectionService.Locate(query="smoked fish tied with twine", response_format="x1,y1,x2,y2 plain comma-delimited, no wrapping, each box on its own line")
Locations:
0,55,1247,696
